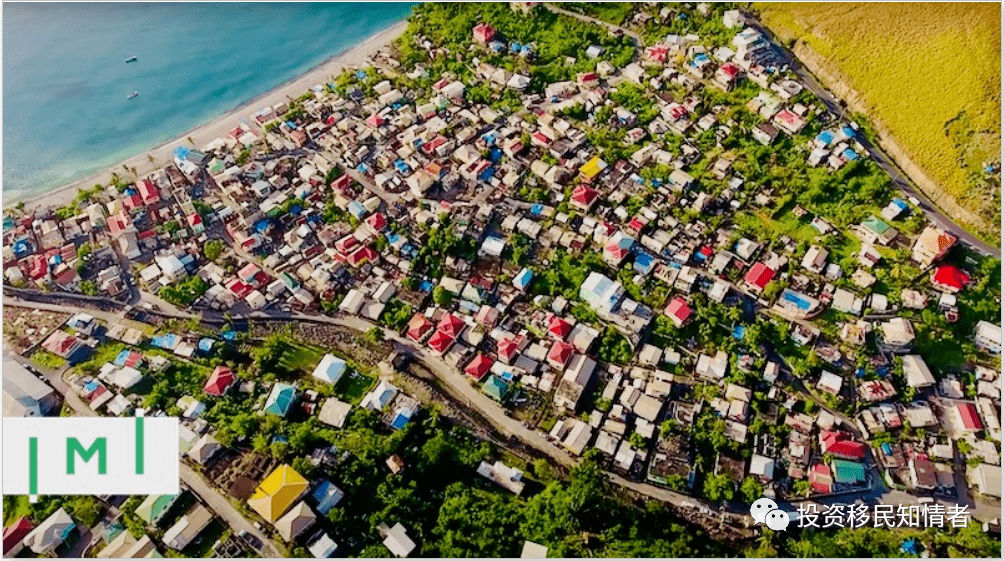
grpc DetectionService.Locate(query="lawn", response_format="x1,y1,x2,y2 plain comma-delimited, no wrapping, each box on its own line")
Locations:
562,2,636,25
277,342,324,377
31,349,64,369
757,2,1001,242
334,371,376,404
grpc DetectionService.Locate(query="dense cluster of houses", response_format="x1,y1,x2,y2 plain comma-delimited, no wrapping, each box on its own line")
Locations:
4,4,1001,555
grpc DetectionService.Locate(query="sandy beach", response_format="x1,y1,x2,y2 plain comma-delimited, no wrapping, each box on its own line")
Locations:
8,20,408,214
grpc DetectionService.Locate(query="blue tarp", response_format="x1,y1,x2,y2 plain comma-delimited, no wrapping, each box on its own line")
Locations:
254,219,271,234
355,70,367,80
816,130,835,146
12,240,30,257
732,326,746,340
198,338,215,353
173,146,190,160
113,349,132,367
390,413,411,430
530,204,543,216
151,333,178,349
843,148,860,160
222,331,237,341
634,252,655,275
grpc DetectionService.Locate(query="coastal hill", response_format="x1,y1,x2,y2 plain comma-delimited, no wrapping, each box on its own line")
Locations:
755,2,1002,244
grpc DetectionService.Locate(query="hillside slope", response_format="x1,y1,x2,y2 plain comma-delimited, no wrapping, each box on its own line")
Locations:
757,2,1001,242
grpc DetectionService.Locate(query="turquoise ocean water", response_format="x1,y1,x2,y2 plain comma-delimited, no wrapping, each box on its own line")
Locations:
3,2,413,202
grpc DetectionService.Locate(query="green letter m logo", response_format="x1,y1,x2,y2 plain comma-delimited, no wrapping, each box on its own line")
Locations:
66,437,107,475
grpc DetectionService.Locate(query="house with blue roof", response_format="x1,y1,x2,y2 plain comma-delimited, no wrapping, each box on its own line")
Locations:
483,375,509,402
312,354,348,385
264,382,297,417
633,251,656,276
513,268,533,291
814,130,835,148
311,480,345,516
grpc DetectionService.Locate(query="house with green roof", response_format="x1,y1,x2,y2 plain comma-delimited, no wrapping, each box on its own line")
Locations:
265,382,297,417
135,494,178,525
482,375,509,402
860,216,898,245
831,459,866,485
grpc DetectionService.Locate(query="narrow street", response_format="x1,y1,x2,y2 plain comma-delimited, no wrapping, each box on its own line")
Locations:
3,303,282,558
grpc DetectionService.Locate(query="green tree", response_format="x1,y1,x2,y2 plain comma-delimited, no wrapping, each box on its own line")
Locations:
433,285,454,306
702,473,735,502
203,239,225,261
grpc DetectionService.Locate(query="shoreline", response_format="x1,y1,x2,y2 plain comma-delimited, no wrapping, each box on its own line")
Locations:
6,19,408,214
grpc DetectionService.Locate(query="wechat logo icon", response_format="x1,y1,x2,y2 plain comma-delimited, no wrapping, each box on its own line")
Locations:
750,497,789,531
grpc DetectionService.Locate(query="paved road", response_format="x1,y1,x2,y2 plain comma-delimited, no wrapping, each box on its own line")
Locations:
179,464,282,558
543,2,642,46
5,295,728,520
3,307,281,558
744,16,999,258
543,4,998,256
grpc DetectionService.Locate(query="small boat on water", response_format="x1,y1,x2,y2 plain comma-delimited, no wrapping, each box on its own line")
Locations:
127,90,139,99
125,55,138,63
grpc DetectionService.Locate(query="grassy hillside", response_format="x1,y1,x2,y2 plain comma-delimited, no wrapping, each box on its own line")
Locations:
756,2,1001,242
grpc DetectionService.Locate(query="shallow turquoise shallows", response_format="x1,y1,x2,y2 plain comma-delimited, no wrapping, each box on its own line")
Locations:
3,2,413,200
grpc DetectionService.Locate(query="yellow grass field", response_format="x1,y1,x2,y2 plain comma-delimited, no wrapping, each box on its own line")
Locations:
756,2,1001,242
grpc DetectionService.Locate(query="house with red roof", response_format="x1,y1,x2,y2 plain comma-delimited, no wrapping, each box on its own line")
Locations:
406,314,434,343
437,314,466,340
40,330,89,363
497,337,521,363
465,354,494,381
226,278,254,299
931,264,970,294
744,263,775,293
809,463,833,494
570,185,599,212
238,263,261,283
106,212,132,236
547,315,573,340
956,403,983,431
365,113,385,128
773,108,806,135
138,179,160,205
188,213,205,234
713,62,742,91
331,174,352,193
204,366,236,397
335,235,360,254
473,23,496,44
603,231,634,267
122,192,144,210
365,213,387,234
530,131,552,147
645,45,669,63
21,254,48,282
346,246,377,267
665,297,692,328
3,517,34,557
427,330,455,355
820,431,867,460
576,72,599,89
545,341,573,371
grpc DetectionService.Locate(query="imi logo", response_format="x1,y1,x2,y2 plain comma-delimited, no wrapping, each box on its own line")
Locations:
2,417,179,500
